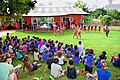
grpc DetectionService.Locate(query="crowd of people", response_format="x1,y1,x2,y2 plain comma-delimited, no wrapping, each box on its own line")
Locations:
0,32,119,80
52,21,110,38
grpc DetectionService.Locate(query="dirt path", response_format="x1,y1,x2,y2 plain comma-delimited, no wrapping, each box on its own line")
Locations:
0,30,16,37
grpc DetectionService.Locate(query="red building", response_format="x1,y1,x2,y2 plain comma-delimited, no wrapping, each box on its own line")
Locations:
0,0,89,30
22,6,89,29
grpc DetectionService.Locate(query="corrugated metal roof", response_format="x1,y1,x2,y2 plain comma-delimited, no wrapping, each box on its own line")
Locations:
23,6,89,16
23,0,89,16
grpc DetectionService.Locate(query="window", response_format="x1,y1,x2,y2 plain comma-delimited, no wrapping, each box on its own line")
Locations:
62,18,70,22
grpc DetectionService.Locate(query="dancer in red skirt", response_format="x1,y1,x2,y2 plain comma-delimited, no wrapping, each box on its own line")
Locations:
94,26,97,31
88,26,90,31
73,27,77,38
77,25,82,38
53,23,57,36
84,26,86,31
91,26,93,31
98,25,101,33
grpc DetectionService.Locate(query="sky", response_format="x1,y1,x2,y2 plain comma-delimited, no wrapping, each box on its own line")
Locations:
71,0,120,9
36,0,120,10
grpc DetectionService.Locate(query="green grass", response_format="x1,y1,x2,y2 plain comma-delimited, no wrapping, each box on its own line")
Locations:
3,30,120,80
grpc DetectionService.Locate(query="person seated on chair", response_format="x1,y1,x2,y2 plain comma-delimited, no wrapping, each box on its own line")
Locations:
110,53,120,67
22,56,41,76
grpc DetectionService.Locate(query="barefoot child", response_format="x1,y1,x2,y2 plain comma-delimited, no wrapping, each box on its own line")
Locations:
53,23,57,36
73,27,78,38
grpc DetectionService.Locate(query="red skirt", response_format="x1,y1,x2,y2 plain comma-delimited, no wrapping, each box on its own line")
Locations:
78,32,81,35
84,28,86,31
74,32,77,35
94,28,96,31
98,28,101,31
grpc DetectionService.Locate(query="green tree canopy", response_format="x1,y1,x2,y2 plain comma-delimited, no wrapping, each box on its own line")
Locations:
0,0,37,17
91,8,107,19
73,0,90,13
103,15,112,26
107,9,120,20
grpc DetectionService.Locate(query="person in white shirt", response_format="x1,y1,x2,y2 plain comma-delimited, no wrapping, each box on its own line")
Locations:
9,43,13,53
77,41,84,55
51,58,64,78
56,52,66,66
34,49,40,62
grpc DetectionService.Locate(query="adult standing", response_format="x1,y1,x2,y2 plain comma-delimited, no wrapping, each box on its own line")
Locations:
106,27,110,37
86,60,111,80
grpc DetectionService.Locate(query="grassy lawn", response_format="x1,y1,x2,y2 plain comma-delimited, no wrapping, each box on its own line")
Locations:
2,30,120,80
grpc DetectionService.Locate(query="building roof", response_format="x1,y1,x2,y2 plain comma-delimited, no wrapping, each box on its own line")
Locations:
23,0,89,17
23,6,89,17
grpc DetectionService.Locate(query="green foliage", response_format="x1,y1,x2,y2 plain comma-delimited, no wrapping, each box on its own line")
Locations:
0,0,37,17
91,8,107,19
103,15,112,26
107,10,120,20
73,0,90,13
84,16,93,24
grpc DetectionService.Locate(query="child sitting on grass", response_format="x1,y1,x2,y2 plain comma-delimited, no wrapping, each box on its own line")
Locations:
101,51,107,60
51,58,64,78
46,54,54,69
66,60,79,79
42,50,49,61
110,53,120,67
82,49,94,74
56,52,67,66
72,52,80,64
95,54,104,69
66,47,72,58
15,49,24,60
34,49,40,62
22,56,42,76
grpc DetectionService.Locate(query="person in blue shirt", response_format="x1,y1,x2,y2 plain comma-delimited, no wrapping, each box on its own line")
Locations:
49,45,55,56
83,49,94,73
87,60,111,80
42,50,49,61
73,45,79,55
72,52,80,64
6,33,10,41
15,49,23,60
46,54,54,69
95,54,104,69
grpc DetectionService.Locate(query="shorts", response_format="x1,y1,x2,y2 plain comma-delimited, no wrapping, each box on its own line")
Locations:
32,64,39,71
14,68,19,74
85,65,93,73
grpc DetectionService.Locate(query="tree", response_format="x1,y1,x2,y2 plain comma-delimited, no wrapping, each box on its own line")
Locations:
102,15,112,26
73,0,90,13
91,8,107,19
84,16,93,24
0,0,37,17
107,9,120,20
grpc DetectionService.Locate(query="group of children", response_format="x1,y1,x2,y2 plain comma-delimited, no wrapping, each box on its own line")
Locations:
0,33,120,80
53,23,65,36
83,25,101,32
